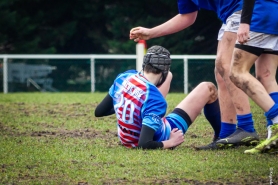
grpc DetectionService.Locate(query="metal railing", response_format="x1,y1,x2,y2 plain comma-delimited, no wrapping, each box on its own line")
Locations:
0,54,216,94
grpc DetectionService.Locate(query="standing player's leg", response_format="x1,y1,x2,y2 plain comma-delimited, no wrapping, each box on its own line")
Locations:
215,35,237,139
256,55,278,128
214,16,258,148
216,31,258,148
230,48,278,154
230,50,277,112
197,14,258,149
196,23,239,150
158,71,173,98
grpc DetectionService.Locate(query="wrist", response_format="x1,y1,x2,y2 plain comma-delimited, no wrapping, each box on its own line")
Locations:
162,139,175,149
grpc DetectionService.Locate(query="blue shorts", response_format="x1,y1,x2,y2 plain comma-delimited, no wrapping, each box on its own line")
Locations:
166,113,188,134
165,108,192,134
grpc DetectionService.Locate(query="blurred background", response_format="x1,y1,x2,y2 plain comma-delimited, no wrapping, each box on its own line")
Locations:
0,0,260,93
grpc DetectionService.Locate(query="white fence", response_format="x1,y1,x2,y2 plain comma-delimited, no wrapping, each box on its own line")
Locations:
0,44,216,94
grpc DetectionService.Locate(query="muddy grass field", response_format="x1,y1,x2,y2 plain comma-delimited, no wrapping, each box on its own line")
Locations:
0,93,277,185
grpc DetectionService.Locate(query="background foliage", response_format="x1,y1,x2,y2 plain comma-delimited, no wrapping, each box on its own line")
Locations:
0,1,266,93
0,0,221,55
0,0,224,92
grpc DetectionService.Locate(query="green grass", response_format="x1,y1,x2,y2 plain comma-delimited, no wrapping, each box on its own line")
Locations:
0,93,277,185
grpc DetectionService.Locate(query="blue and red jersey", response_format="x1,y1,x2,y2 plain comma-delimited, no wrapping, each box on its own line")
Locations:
109,70,172,148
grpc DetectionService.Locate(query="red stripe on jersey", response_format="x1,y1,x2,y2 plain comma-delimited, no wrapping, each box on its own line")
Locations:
119,132,138,143
133,119,140,125
118,131,139,146
129,77,147,98
129,76,147,92
134,107,140,116
118,119,141,130
122,92,142,106
121,90,144,118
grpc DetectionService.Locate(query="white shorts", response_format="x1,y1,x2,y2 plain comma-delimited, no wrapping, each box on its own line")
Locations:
217,11,241,41
218,11,278,51
236,31,278,51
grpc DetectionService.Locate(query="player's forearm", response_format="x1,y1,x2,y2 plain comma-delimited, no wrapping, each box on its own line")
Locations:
162,140,177,149
138,125,176,149
149,12,197,39
138,140,175,149
138,140,164,149
94,93,115,117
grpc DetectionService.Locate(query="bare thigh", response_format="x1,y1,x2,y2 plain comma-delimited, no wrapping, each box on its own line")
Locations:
255,54,278,93
175,82,217,122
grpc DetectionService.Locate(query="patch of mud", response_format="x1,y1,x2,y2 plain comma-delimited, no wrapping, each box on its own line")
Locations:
29,128,118,140
0,102,117,140
3,102,99,119
101,176,271,185
0,121,117,140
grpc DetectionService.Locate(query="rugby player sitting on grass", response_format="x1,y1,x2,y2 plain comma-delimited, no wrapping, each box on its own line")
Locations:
95,45,221,149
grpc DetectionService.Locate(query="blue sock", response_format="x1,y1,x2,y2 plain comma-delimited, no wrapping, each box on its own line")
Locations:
237,113,255,132
204,99,221,138
219,122,236,139
265,103,278,122
267,92,278,127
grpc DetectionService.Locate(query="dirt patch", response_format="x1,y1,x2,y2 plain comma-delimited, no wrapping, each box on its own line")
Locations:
29,128,117,139
0,102,117,139
101,176,271,185
1,102,276,185
0,121,117,140
3,102,98,119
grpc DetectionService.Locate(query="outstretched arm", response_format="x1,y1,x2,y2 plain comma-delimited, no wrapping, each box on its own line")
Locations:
130,12,198,42
237,0,255,44
94,93,115,117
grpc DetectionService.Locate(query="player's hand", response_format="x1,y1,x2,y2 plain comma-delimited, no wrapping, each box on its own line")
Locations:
129,27,151,42
169,128,184,147
237,23,250,44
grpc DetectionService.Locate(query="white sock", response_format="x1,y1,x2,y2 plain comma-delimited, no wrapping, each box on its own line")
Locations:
267,125,272,139
271,115,278,124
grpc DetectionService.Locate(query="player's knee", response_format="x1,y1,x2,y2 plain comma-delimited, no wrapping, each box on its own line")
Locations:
200,82,218,100
208,82,218,101
256,74,267,87
256,75,262,83
256,70,271,83
229,70,241,89
256,74,276,91
215,58,225,78
214,68,225,86
230,61,243,87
